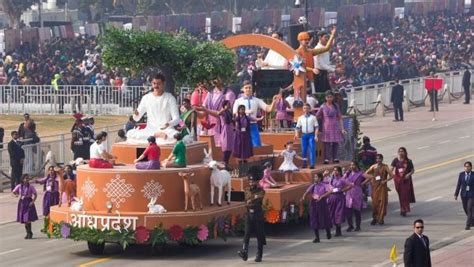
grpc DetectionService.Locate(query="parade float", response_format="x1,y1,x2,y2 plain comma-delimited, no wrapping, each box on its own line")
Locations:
48,30,355,255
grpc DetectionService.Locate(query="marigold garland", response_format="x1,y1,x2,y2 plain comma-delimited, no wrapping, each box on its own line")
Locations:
48,221,54,235
266,209,280,224
168,225,184,241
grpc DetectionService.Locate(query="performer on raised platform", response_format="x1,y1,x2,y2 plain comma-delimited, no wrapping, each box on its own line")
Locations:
126,73,180,144
301,172,332,243
200,100,234,168
233,105,255,163
262,31,289,70
295,103,319,169
89,131,116,169
12,174,38,239
238,166,266,262
134,136,161,170
278,141,299,184
259,162,278,189
200,78,235,147
163,134,187,168
296,27,336,95
233,81,278,147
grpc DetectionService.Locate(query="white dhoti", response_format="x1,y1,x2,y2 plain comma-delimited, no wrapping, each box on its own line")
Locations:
126,126,178,145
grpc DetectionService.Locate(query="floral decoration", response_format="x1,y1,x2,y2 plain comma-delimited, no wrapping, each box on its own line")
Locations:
61,223,71,238
135,226,150,244
197,224,209,241
289,55,305,76
265,209,280,224
168,224,184,241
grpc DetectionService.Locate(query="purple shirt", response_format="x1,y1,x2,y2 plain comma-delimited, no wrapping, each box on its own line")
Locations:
13,183,37,198
306,182,329,199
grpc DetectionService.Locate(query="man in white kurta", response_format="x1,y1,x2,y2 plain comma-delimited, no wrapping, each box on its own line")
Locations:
126,75,180,145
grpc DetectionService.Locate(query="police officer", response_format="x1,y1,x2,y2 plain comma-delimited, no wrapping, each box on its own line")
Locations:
238,166,266,262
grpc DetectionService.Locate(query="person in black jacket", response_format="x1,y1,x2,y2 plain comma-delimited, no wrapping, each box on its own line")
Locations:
404,219,431,267
454,161,474,230
462,68,471,104
390,79,404,122
7,131,25,190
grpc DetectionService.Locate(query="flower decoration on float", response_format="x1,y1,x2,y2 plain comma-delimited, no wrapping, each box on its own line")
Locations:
197,224,209,242
61,223,71,238
135,226,150,244
289,55,305,76
265,209,280,224
169,224,184,241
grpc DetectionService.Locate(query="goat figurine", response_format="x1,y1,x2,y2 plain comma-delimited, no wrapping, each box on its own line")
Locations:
208,160,231,206
179,172,203,212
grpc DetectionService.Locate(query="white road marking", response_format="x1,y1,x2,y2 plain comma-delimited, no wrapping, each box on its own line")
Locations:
425,196,442,202
0,248,21,256
438,140,451,144
459,135,470,139
417,146,430,150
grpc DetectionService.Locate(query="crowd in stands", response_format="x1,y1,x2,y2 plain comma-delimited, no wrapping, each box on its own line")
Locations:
0,11,471,89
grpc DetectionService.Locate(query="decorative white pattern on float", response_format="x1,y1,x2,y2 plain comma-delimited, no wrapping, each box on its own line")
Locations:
141,180,165,200
69,213,138,231
81,177,98,201
103,174,135,208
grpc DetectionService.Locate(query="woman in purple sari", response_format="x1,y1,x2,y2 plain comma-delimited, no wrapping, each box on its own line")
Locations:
301,172,333,243
316,90,347,164
343,161,373,232
327,166,351,237
202,79,235,147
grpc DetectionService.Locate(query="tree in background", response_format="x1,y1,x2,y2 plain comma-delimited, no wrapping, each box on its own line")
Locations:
100,28,236,92
0,0,36,28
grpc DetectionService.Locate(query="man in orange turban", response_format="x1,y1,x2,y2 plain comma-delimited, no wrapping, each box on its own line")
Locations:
296,27,336,95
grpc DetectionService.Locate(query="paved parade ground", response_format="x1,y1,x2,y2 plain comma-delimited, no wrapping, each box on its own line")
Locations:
1,99,473,266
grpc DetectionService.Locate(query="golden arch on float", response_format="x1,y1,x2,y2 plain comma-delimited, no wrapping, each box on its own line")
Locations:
222,34,307,102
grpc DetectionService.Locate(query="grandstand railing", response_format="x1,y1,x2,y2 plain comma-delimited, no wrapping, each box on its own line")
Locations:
346,70,470,115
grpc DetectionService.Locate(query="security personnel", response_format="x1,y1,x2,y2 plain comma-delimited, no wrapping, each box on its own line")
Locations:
238,166,266,262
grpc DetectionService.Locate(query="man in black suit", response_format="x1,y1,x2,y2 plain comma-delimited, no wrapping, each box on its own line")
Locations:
7,131,25,190
454,161,474,230
391,79,404,121
404,219,431,267
462,68,471,104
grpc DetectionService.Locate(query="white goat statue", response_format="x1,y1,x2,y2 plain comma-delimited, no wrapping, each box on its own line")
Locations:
208,160,231,206
147,197,167,214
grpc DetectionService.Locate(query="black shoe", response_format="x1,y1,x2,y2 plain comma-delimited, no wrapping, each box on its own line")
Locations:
463,102,470,104
370,219,377,225
333,159,340,164
354,226,361,232
323,160,329,165
379,220,384,225
335,231,342,237
255,251,263,262
400,211,407,217
346,226,354,232
392,119,399,122
310,166,315,169
465,226,471,230
24,234,29,239
238,250,248,261
326,230,332,240
313,237,320,243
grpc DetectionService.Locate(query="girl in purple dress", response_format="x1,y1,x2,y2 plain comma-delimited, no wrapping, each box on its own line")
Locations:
12,174,38,239
343,161,373,232
327,166,351,237
275,91,292,128
316,90,347,164
35,166,60,217
203,100,235,168
301,173,333,243
233,105,255,162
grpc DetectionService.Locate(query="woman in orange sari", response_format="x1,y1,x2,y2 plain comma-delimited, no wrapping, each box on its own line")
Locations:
390,147,416,216
363,154,393,225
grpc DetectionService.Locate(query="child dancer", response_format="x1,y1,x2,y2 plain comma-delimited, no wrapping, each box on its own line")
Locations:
35,166,60,217
12,174,38,239
301,173,332,243
259,162,278,189
278,141,299,184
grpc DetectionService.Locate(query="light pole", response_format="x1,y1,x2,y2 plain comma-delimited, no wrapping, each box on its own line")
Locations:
294,0,309,30
38,0,43,28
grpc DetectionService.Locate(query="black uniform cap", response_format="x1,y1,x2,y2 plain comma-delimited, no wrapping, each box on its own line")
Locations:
248,166,263,181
